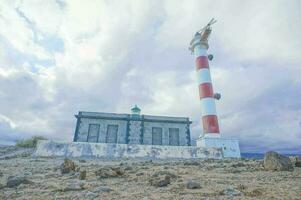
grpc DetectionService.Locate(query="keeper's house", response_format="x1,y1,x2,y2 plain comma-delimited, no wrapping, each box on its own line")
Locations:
73,105,192,146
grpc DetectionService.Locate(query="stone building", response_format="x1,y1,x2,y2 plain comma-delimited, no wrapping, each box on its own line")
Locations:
73,106,192,146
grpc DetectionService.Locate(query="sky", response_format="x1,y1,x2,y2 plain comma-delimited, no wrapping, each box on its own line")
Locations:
0,0,300,153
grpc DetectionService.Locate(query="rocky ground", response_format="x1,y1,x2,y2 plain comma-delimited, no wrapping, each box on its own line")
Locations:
0,146,300,200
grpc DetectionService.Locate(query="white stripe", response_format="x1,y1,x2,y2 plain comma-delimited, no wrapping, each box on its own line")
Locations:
190,38,200,47
194,45,207,57
196,68,212,84
203,133,221,138
200,98,217,116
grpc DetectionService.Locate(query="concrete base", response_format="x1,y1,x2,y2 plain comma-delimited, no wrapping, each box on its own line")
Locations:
35,140,223,159
197,137,241,158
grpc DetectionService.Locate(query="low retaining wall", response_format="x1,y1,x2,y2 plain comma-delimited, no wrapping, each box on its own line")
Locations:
197,137,241,158
35,140,223,159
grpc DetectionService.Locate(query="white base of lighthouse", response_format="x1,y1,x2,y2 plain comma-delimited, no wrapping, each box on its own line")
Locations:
196,137,241,158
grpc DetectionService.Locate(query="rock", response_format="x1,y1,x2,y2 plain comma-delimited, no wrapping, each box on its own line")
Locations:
149,170,176,187
75,167,81,172
232,162,245,168
221,186,242,196
136,172,144,176
63,182,84,191
245,188,263,197
227,168,243,173
295,156,301,167
177,179,184,183
6,175,32,188
149,175,170,187
79,170,86,180
85,191,98,198
152,170,177,179
95,167,117,178
186,180,201,189
95,166,124,178
60,158,76,174
139,166,149,170
237,184,247,191
183,161,200,166
289,156,296,165
264,151,293,171
112,166,125,175
24,171,32,176
93,186,113,193
123,166,133,171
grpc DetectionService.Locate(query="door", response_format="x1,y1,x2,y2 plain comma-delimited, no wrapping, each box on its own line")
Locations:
106,125,118,143
152,127,162,145
87,124,100,142
169,128,179,146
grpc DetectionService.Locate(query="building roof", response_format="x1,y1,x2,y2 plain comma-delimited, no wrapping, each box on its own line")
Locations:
75,111,192,124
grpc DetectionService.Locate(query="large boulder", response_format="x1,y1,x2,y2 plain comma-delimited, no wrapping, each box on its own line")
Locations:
149,175,170,187
264,151,293,171
95,166,124,178
6,175,32,188
149,170,177,187
79,170,86,180
295,156,301,167
60,158,76,174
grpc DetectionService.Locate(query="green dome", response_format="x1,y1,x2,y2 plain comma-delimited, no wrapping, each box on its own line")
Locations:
131,105,141,115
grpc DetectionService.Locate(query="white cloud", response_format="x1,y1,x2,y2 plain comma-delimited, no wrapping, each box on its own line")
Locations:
0,2,52,61
0,0,300,153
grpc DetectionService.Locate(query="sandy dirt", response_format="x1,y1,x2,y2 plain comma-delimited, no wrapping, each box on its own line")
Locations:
0,146,300,200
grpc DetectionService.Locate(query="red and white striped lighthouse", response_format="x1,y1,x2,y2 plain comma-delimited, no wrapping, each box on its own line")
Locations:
189,20,220,139
189,19,241,158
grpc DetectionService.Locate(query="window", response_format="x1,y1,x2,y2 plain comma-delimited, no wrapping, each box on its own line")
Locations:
106,125,118,143
87,124,100,142
152,127,162,145
169,128,179,146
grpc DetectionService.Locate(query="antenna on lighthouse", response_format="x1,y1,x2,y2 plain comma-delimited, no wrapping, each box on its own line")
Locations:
189,18,217,52
197,18,217,34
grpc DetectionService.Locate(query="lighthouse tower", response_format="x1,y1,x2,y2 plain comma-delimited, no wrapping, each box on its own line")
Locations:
189,19,241,158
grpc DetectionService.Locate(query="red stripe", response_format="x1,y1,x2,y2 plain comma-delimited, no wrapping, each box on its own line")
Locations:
196,56,209,70
202,115,220,133
199,83,214,99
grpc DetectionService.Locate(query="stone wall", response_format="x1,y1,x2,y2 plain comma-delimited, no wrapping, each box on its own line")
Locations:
75,114,191,146
143,122,189,146
197,137,241,158
35,140,223,159
76,118,127,144
128,120,142,144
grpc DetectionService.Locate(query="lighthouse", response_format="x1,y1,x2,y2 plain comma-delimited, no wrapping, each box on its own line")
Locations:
189,19,241,158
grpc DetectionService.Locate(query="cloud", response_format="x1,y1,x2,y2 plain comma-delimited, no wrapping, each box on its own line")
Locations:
0,0,300,153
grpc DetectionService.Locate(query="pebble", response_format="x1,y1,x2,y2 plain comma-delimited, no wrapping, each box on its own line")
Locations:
186,180,201,189
222,186,242,196
136,172,144,176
